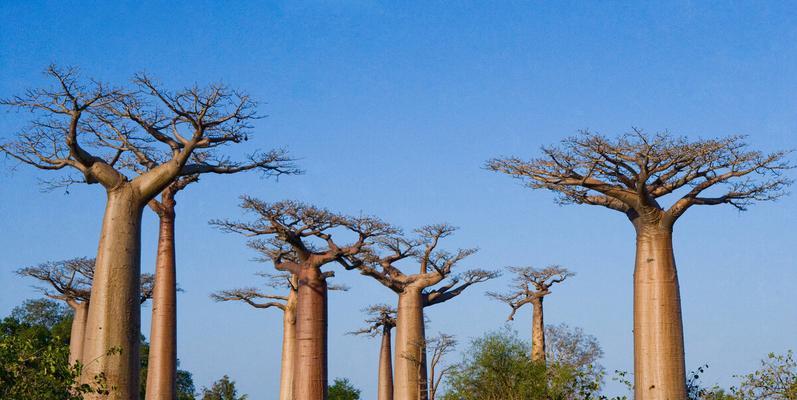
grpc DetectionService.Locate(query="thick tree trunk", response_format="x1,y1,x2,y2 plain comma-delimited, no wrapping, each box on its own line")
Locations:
531,297,545,363
68,301,89,366
378,326,394,400
293,266,327,400
81,186,144,400
146,207,177,400
394,288,427,400
280,284,298,400
633,224,686,400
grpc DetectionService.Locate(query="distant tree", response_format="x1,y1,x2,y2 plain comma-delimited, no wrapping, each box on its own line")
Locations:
545,324,605,399
212,197,394,400
200,375,247,400
488,131,792,399
10,298,72,332
16,258,154,365
348,225,498,400
328,378,361,400
488,266,574,363
349,304,397,400
212,272,298,400
427,333,457,400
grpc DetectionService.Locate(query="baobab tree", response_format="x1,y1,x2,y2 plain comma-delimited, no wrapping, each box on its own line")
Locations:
488,265,574,363
16,257,155,365
141,162,294,400
211,197,395,400
487,131,792,400
347,224,498,400
0,66,288,398
212,272,297,400
350,304,397,400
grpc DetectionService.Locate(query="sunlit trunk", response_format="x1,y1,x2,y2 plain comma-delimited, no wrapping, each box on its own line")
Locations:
280,282,297,400
633,224,686,400
82,185,143,400
293,266,327,400
394,288,426,400
378,325,394,400
68,301,89,366
145,205,177,400
531,297,545,363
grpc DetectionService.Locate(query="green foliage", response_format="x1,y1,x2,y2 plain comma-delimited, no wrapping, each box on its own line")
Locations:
0,300,107,400
329,378,361,400
201,375,247,400
442,328,604,400
735,351,797,400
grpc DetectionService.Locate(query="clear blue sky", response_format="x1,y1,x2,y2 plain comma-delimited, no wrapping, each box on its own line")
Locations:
1,1,796,398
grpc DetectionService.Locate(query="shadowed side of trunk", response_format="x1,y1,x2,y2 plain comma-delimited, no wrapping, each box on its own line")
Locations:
280,284,298,400
145,204,177,400
82,186,143,400
531,297,545,363
293,266,328,400
378,325,394,400
394,289,425,400
68,301,89,366
633,225,686,400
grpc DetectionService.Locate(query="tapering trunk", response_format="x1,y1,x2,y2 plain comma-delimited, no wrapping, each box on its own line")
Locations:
81,186,143,400
633,224,686,400
378,326,394,400
280,283,298,400
531,297,545,363
68,301,89,366
146,207,177,400
293,266,327,400
394,288,427,400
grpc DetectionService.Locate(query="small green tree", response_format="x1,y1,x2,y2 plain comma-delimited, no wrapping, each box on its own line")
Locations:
328,378,361,400
735,351,796,400
201,375,248,400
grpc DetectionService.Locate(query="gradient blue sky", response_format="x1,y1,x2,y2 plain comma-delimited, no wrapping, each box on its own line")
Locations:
1,1,796,398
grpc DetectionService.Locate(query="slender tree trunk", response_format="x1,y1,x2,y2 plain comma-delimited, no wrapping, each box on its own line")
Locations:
293,266,327,400
146,203,177,400
81,185,144,400
633,223,686,400
280,283,298,400
531,297,545,363
68,301,89,366
378,325,394,400
394,288,427,400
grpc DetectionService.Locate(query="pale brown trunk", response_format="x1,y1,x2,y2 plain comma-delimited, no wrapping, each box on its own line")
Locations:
68,301,89,366
378,326,394,400
394,288,427,400
280,282,298,400
531,297,545,363
633,224,686,400
81,185,143,400
146,205,177,400
293,266,327,400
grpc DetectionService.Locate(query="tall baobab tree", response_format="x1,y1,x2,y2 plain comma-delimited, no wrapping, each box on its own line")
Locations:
488,266,574,363
350,304,398,400
211,197,395,400
16,257,155,365
347,225,498,400
0,66,289,398
212,273,298,400
142,162,294,400
487,131,792,400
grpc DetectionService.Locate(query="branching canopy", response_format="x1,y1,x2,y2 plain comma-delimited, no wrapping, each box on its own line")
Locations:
0,65,298,201
487,130,793,226
211,196,397,274
17,257,155,306
349,304,397,337
488,266,574,321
